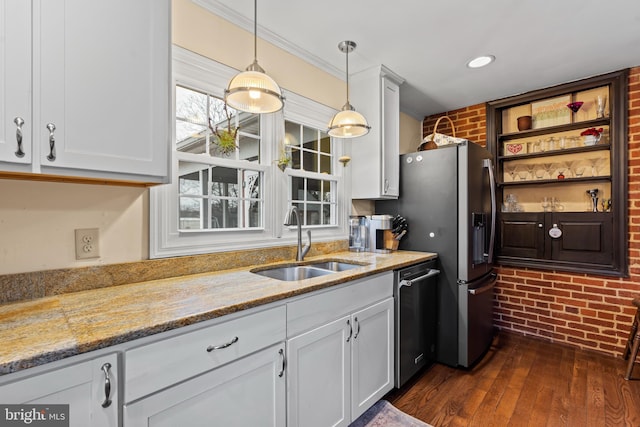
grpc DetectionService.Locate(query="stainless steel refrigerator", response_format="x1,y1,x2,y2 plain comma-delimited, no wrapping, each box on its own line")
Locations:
376,141,497,368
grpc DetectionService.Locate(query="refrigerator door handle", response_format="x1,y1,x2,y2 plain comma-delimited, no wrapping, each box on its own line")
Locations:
468,278,497,295
483,158,496,264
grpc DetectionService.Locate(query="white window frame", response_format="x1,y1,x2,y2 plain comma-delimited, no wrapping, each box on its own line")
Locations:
149,47,349,258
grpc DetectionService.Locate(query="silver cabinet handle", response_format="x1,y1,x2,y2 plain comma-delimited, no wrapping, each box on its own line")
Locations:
278,348,285,377
346,319,353,342
46,123,56,161
13,117,25,158
384,178,390,193
101,363,112,408
206,336,239,352
399,269,440,289
353,317,360,340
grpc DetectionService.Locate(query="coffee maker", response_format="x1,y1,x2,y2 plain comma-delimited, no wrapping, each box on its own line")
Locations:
365,214,393,253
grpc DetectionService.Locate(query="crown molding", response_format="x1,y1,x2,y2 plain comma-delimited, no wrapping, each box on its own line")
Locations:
192,0,344,80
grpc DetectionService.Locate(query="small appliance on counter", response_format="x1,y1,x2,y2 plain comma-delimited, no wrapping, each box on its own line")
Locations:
365,214,393,253
349,215,368,252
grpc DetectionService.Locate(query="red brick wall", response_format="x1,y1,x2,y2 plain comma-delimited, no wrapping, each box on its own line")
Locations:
423,67,640,358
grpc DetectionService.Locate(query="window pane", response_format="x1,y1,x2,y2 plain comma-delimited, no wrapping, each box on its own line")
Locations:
321,180,333,202
243,170,261,199
306,203,321,225
285,121,300,147
291,176,304,201
319,153,332,174
211,167,238,197
176,86,208,125
178,164,208,195
320,133,331,154
209,97,235,129
302,150,318,172
322,204,333,225
211,199,238,228
303,126,318,151
307,178,321,201
239,134,259,162
179,197,203,230
176,121,207,151
244,200,262,228
240,113,260,136
290,147,301,169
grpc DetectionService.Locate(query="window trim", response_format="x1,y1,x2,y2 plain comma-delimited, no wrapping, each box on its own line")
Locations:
149,46,349,259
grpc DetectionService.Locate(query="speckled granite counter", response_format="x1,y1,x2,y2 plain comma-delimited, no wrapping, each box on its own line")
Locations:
0,250,436,375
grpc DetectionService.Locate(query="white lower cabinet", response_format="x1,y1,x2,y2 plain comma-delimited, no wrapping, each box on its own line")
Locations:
123,343,286,427
122,305,287,427
0,353,119,427
286,273,395,427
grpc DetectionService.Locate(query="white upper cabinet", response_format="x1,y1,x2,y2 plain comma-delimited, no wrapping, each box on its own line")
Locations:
0,0,171,184
0,0,32,166
350,65,404,199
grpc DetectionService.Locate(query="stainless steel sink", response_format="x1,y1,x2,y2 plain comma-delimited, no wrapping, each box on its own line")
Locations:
251,260,366,281
252,265,334,281
306,261,362,272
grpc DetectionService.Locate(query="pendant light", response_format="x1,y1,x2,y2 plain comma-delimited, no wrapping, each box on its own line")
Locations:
225,0,284,114
328,41,370,138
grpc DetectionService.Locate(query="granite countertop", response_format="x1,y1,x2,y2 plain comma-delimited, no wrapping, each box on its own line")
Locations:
0,250,436,375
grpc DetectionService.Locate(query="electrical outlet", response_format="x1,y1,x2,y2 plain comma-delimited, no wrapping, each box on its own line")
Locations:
75,228,100,260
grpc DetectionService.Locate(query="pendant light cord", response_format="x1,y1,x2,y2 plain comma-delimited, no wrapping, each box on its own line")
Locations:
345,45,350,105
253,0,258,63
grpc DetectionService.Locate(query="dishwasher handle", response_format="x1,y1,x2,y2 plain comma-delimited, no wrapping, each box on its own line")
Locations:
399,269,440,288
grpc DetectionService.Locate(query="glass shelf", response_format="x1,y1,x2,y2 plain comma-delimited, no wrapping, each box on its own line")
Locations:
499,143,611,161
499,176,611,187
498,117,610,142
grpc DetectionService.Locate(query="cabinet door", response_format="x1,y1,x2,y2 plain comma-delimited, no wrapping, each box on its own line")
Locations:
287,316,351,427
124,343,286,427
350,298,394,420
498,212,546,259
0,354,118,427
381,80,399,197
551,212,613,265
0,0,32,166
35,0,170,181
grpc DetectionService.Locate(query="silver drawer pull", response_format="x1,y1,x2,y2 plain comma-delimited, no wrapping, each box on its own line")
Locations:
14,117,25,158
353,317,360,339
46,123,56,161
206,336,239,352
101,363,112,408
278,348,285,377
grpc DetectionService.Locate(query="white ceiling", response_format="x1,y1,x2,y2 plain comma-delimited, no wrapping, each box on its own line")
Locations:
198,0,640,119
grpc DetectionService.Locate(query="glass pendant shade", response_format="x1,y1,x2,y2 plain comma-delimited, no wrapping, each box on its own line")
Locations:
328,40,370,138
225,66,284,114
224,0,284,114
328,105,370,138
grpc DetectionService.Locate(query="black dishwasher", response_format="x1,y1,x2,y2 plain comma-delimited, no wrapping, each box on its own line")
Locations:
394,259,440,388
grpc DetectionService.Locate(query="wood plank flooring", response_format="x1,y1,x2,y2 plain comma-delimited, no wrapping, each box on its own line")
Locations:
385,332,640,427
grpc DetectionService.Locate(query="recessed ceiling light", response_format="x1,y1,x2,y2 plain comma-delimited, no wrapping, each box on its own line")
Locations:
467,55,495,69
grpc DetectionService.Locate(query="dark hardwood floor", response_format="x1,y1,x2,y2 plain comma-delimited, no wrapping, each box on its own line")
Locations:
385,332,640,427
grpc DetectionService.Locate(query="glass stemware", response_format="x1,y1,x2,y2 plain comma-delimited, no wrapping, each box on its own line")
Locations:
565,160,579,178
587,157,603,176
541,162,556,179
505,163,519,182
518,170,529,181
595,95,607,118
567,101,584,113
525,163,537,179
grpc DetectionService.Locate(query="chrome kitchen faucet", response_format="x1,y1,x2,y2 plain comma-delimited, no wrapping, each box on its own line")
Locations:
284,205,311,261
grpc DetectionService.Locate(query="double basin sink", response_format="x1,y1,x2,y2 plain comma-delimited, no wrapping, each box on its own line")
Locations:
251,260,366,281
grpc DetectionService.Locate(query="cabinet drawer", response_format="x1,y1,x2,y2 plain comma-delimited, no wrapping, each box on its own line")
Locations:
287,272,393,337
124,305,286,403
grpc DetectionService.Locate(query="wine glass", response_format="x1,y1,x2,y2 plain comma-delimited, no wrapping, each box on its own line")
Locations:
518,170,529,181
535,168,546,180
567,101,584,113
541,197,551,212
525,163,537,179
565,160,579,177
541,162,556,179
587,157,603,176
505,163,519,182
